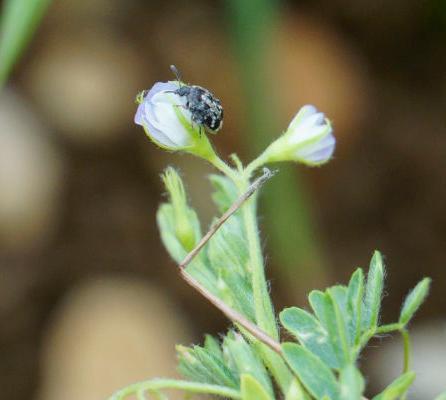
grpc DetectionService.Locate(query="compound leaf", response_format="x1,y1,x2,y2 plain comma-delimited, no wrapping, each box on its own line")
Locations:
282,342,339,400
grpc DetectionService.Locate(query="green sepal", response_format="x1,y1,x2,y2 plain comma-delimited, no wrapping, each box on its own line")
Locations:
372,372,415,400
282,342,339,400
399,277,431,326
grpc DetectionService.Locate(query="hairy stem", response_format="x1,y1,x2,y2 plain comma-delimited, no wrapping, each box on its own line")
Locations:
238,169,296,394
401,328,411,374
208,153,239,181
240,184,278,340
400,329,411,400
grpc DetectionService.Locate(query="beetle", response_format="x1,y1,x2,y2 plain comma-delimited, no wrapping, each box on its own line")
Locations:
169,65,223,134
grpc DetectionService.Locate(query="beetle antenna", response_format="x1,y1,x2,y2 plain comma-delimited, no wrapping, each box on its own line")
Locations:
170,65,183,87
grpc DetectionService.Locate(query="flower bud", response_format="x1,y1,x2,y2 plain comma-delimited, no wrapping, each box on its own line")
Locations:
161,167,198,252
134,81,216,160
262,105,335,166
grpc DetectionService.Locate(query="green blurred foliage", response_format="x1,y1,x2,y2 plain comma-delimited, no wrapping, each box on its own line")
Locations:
0,0,51,87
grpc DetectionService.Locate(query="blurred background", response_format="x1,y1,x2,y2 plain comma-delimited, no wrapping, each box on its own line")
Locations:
0,0,445,399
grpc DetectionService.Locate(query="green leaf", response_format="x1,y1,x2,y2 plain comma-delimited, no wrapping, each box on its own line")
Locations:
362,251,385,331
177,345,218,385
285,379,309,400
328,286,352,357
309,290,329,325
280,307,338,369
0,0,52,87
204,334,223,359
399,277,431,326
434,392,446,400
219,268,255,320
339,364,365,400
208,213,248,278
224,332,274,397
372,372,415,400
157,203,201,263
206,207,255,318
309,290,349,368
177,344,239,389
240,374,273,400
282,342,339,400
209,174,239,213
346,268,365,344
157,203,218,294
195,347,239,388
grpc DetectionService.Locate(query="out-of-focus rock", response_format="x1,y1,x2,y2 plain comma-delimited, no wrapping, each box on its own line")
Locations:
24,31,145,145
271,11,370,150
0,89,63,252
37,276,192,400
369,320,446,399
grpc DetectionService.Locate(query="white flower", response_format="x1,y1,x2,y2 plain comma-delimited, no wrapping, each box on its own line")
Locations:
134,81,219,162
135,81,196,149
262,105,335,166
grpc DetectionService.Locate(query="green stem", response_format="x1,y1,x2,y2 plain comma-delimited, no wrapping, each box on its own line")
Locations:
240,180,278,340
238,324,293,393
109,379,241,400
376,323,402,334
400,329,411,400
401,329,411,374
208,153,239,182
245,151,269,177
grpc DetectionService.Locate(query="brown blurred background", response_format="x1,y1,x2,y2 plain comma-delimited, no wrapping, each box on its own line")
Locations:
0,0,445,399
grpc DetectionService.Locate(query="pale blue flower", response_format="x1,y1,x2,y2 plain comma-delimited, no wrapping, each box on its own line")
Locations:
135,81,219,162
135,81,195,150
260,104,335,166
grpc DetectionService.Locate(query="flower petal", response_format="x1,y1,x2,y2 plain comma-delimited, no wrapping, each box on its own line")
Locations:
295,131,335,164
262,104,335,166
147,92,193,147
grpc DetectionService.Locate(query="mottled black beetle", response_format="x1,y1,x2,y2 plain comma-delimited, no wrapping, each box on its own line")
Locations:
169,65,223,133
